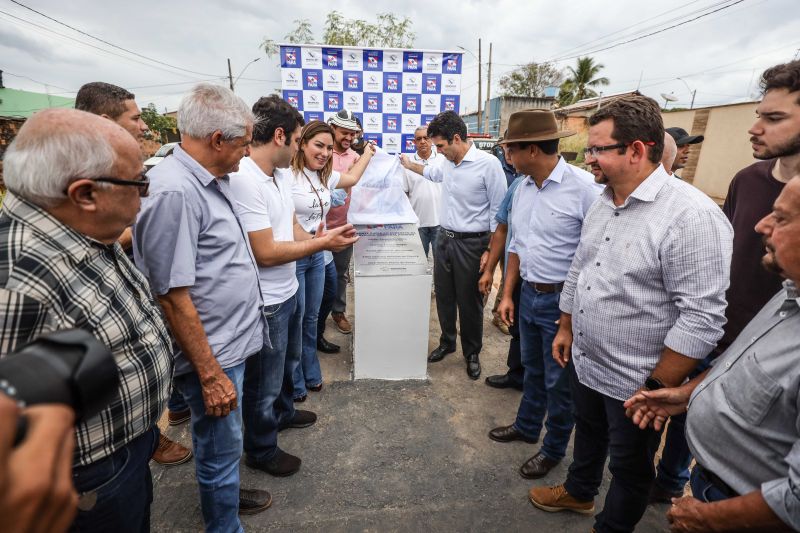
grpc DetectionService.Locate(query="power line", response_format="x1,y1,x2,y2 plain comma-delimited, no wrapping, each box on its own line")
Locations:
2,70,75,92
7,0,223,78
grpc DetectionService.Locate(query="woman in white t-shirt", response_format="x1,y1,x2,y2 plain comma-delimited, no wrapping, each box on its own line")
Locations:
287,120,374,401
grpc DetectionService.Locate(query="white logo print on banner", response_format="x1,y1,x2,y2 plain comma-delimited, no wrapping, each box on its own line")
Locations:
281,45,463,153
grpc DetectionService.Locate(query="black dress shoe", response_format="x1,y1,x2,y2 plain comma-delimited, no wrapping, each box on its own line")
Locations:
279,409,317,431
245,448,301,477
519,451,560,479
317,336,340,353
238,488,272,515
488,425,538,443
465,353,481,380
428,345,455,363
485,373,523,391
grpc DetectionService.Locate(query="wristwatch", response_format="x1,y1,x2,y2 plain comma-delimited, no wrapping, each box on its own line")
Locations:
644,376,665,391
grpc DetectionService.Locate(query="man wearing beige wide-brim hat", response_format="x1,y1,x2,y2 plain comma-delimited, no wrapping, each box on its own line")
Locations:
490,109,603,481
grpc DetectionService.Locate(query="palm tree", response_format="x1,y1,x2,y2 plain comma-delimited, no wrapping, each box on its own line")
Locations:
558,56,610,106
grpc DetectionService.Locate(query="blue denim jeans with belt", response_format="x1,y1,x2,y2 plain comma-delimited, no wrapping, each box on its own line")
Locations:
512,283,574,461
418,225,439,259
243,295,300,462
174,362,247,533
690,466,732,503
70,425,160,532
293,252,325,398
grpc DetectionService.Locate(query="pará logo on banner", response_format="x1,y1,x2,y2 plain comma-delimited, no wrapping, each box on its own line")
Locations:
285,51,297,65
328,94,339,107
406,138,415,151
426,78,437,91
347,74,359,88
327,54,337,67
367,97,378,111
368,56,378,67
287,96,298,107
306,73,318,88
387,118,397,130
387,78,398,90
446,58,458,72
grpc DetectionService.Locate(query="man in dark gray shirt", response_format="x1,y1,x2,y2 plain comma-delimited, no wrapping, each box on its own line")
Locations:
625,175,800,532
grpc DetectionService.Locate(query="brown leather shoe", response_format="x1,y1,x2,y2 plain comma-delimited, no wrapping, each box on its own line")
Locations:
168,408,191,426
152,434,192,466
332,312,352,334
520,451,560,479
529,484,594,514
238,488,272,515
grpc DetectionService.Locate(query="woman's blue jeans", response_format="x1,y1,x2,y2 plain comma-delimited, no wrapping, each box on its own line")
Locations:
293,252,325,398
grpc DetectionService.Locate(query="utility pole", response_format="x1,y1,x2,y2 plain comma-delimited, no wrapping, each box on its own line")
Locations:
690,89,697,110
483,42,492,136
227,58,234,91
477,39,482,134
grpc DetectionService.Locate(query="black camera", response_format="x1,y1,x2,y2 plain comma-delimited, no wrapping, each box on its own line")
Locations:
0,329,119,444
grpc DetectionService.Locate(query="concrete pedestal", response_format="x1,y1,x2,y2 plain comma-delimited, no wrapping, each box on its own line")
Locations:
352,224,431,380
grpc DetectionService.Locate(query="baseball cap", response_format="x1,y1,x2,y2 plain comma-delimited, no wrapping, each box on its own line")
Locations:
328,110,360,131
666,127,704,146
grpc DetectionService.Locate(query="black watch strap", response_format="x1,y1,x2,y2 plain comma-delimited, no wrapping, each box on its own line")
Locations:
644,376,665,391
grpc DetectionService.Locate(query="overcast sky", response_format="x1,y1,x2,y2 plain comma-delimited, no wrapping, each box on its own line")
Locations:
1,0,798,116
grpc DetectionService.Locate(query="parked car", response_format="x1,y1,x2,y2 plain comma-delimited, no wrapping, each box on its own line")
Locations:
144,142,178,170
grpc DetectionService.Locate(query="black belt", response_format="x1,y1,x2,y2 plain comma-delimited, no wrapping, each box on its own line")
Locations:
527,281,564,293
696,464,738,498
441,228,489,239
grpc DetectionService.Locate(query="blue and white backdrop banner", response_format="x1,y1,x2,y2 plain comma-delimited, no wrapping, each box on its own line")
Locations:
280,45,463,154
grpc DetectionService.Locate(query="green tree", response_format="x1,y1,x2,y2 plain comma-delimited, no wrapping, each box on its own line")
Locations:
261,12,415,55
140,103,177,141
498,61,563,98
557,56,610,106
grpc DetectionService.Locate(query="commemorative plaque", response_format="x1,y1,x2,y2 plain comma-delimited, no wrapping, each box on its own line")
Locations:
353,223,429,277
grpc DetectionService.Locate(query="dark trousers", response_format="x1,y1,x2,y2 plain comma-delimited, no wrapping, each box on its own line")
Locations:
70,426,159,533
505,282,523,384
564,365,662,533
434,229,489,356
331,245,353,314
317,259,338,338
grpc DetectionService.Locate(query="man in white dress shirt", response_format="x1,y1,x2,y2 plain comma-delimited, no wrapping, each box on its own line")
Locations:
402,125,442,259
400,111,507,380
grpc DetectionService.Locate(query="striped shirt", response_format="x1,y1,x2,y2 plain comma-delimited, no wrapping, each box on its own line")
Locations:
0,193,172,466
560,165,733,400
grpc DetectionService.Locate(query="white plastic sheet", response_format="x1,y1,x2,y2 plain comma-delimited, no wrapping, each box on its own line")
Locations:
347,147,419,225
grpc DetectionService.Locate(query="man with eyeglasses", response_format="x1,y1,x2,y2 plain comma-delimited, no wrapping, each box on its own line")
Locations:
402,125,442,259
75,80,193,468
528,95,732,533
0,108,173,532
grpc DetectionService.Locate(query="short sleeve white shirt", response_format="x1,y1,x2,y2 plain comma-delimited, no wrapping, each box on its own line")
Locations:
229,157,299,305
287,167,342,233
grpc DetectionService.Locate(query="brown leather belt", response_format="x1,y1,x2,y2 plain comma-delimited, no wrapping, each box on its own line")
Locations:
527,281,564,293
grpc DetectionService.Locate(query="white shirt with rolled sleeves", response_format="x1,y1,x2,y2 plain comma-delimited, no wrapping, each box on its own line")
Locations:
229,157,299,306
507,157,602,284
559,164,733,400
403,150,442,228
422,143,507,232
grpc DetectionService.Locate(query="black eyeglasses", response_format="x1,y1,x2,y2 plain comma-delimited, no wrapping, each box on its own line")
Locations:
583,141,655,158
92,174,150,197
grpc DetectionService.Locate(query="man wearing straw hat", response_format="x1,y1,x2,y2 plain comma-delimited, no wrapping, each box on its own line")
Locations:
492,109,602,479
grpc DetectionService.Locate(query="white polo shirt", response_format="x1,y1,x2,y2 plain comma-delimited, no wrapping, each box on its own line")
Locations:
229,157,299,305
403,150,442,228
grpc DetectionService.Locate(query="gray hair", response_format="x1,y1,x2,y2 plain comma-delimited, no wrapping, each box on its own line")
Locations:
414,125,428,135
3,111,115,207
661,131,677,173
178,83,254,140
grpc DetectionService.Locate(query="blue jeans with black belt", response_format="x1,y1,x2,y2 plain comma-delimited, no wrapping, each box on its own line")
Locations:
70,425,160,532
690,466,732,503
512,283,573,460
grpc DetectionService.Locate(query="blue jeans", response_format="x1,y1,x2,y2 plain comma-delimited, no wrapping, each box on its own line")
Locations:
418,225,439,259
294,252,325,398
70,426,159,533
167,384,188,413
513,284,573,460
317,259,338,338
564,364,662,533
689,466,732,503
243,295,300,462
654,357,714,493
174,362,247,533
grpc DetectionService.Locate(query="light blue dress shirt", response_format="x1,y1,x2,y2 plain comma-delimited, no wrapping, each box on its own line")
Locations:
133,145,266,375
508,157,602,284
494,175,525,271
423,143,507,232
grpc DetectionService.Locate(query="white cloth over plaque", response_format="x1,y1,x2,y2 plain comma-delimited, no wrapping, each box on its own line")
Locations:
348,147,419,225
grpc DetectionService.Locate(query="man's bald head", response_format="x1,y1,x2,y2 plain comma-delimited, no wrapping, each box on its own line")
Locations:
3,108,140,207
661,132,677,175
